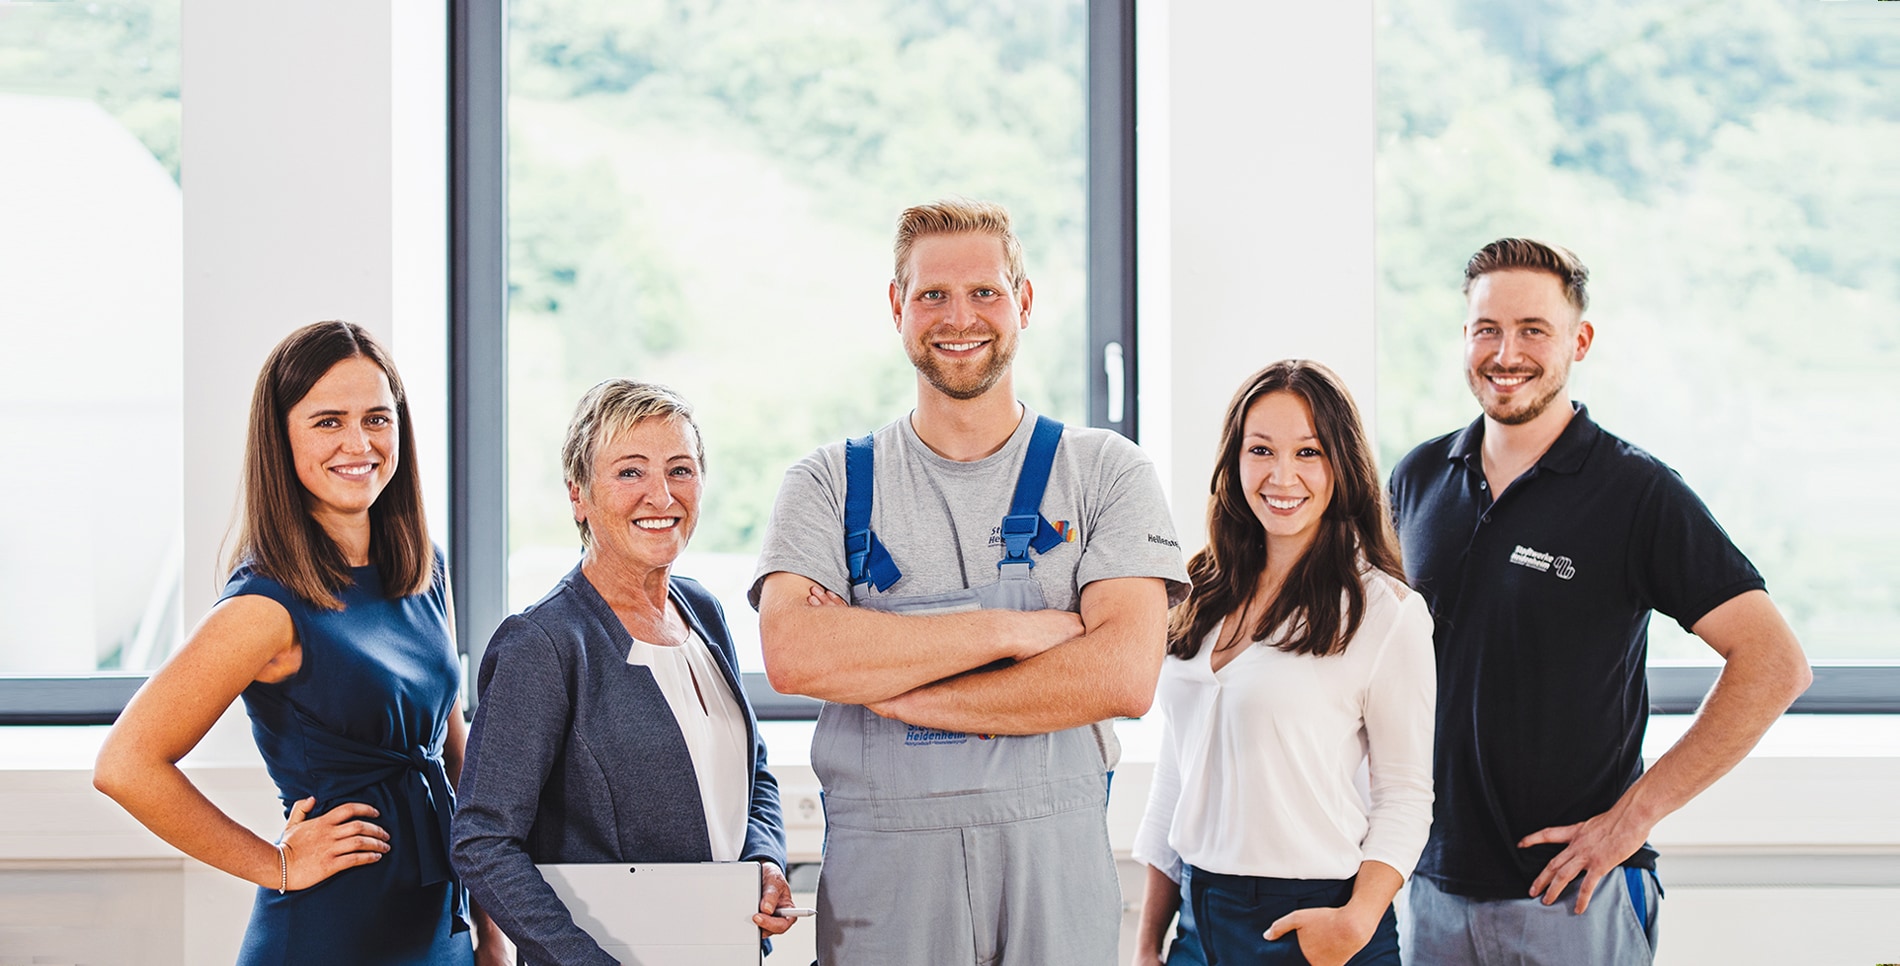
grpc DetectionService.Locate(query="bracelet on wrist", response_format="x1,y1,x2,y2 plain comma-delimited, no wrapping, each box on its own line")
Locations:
274,841,287,895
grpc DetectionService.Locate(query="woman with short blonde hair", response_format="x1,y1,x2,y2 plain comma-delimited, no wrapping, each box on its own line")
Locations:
451,379,795,966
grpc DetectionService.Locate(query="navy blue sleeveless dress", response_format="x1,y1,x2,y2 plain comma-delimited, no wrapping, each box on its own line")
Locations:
224,555,472,966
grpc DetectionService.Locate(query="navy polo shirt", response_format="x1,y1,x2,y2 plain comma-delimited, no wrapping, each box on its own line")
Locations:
1388,403,1764,899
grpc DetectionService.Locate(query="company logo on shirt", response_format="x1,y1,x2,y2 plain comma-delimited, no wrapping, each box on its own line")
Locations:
1509,544,1576,580
986,520,1079,548
905,725,966,745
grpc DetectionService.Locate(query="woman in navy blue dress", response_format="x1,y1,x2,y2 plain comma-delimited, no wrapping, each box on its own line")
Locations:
95,321,506,964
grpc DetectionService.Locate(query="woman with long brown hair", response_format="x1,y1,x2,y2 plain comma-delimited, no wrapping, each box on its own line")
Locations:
1131,360,1436,966
95,321,503,964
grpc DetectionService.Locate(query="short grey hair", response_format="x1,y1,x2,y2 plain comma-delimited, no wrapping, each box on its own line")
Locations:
561,379,704,546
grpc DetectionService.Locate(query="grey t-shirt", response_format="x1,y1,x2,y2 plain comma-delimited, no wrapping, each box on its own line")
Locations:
749,405,1188,612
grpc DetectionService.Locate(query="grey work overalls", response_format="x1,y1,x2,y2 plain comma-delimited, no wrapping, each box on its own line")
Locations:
812,416,1120,966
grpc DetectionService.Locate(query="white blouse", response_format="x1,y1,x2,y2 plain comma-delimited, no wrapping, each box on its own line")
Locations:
624,630,751,862
1132,569,1436,882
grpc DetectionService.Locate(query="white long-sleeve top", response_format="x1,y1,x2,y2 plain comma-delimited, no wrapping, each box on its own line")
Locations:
1132,569,1436,883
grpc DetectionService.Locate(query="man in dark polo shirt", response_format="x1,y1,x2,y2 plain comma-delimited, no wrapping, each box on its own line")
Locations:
1388,238,1811,964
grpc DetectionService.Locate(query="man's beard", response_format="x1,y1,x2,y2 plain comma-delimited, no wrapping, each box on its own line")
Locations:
908,332,1018,400
1467,364,1567,425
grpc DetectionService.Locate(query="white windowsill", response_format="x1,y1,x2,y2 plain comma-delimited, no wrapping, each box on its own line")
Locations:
6,712,1897,885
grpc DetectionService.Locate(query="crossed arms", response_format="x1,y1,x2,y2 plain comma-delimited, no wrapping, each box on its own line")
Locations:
757,571,1170,735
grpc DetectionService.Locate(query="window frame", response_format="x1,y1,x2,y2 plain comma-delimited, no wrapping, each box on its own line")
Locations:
448,0,509,712
445,0,1141,716
1651,665,1900,715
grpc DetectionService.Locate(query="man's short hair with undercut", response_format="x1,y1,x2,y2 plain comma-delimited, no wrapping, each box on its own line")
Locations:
892,199,1027,298
1464,238,1590,313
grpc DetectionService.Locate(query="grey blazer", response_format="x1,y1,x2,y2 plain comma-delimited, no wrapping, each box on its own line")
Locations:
450,565,786,966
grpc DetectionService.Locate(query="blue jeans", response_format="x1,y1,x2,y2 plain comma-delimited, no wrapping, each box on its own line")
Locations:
1404,868,1661,966
1189,866,1401,966
1165,865,1207,966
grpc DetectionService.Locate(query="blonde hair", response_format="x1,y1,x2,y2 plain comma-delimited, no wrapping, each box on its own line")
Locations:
892,199,1027,298
560,379,704,547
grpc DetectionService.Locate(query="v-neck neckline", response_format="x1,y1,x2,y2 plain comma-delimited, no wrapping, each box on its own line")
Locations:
1208,614,1258,676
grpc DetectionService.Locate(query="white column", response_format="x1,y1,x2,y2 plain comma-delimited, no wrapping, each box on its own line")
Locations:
392,0,451,553
1147,0,1378,553
181,0,445,612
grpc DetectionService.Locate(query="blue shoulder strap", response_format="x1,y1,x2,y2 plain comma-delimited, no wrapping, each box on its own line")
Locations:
843,433,902,592
998,415,1066,570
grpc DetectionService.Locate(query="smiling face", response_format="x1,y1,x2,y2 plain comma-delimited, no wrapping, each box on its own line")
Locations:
891,231,1032,402
286,355,399,530
1237,391,1334,556
570,415,702,576
1464,269,1594,426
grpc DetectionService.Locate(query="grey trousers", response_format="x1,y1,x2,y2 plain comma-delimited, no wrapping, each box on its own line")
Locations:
1404,868,1661,965
814,779,1120,966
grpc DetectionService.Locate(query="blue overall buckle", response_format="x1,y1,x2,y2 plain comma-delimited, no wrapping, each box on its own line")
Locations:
998,513,1041,569
845,529,874,583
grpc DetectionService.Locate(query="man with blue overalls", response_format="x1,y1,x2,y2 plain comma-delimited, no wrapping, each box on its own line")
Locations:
750,199,1189,965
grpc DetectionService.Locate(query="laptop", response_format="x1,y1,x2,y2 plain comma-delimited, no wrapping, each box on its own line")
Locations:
535,861,763,966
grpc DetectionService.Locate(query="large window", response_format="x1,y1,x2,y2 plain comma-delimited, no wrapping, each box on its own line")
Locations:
1374,0,1898,699
0,0,181,720
482,0,1117,680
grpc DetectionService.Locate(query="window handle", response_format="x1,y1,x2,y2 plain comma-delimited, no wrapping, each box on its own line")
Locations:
1104,341,1125,424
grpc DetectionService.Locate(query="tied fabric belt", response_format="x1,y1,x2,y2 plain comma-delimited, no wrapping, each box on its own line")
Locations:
293,711,469,932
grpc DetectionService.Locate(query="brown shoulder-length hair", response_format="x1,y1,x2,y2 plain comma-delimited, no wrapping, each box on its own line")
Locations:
229,321,433,609
1169,360,1404,659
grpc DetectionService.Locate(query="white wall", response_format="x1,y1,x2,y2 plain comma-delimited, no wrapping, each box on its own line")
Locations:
1146,0,1377,552
7,719,1899,965
180,0,446,613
